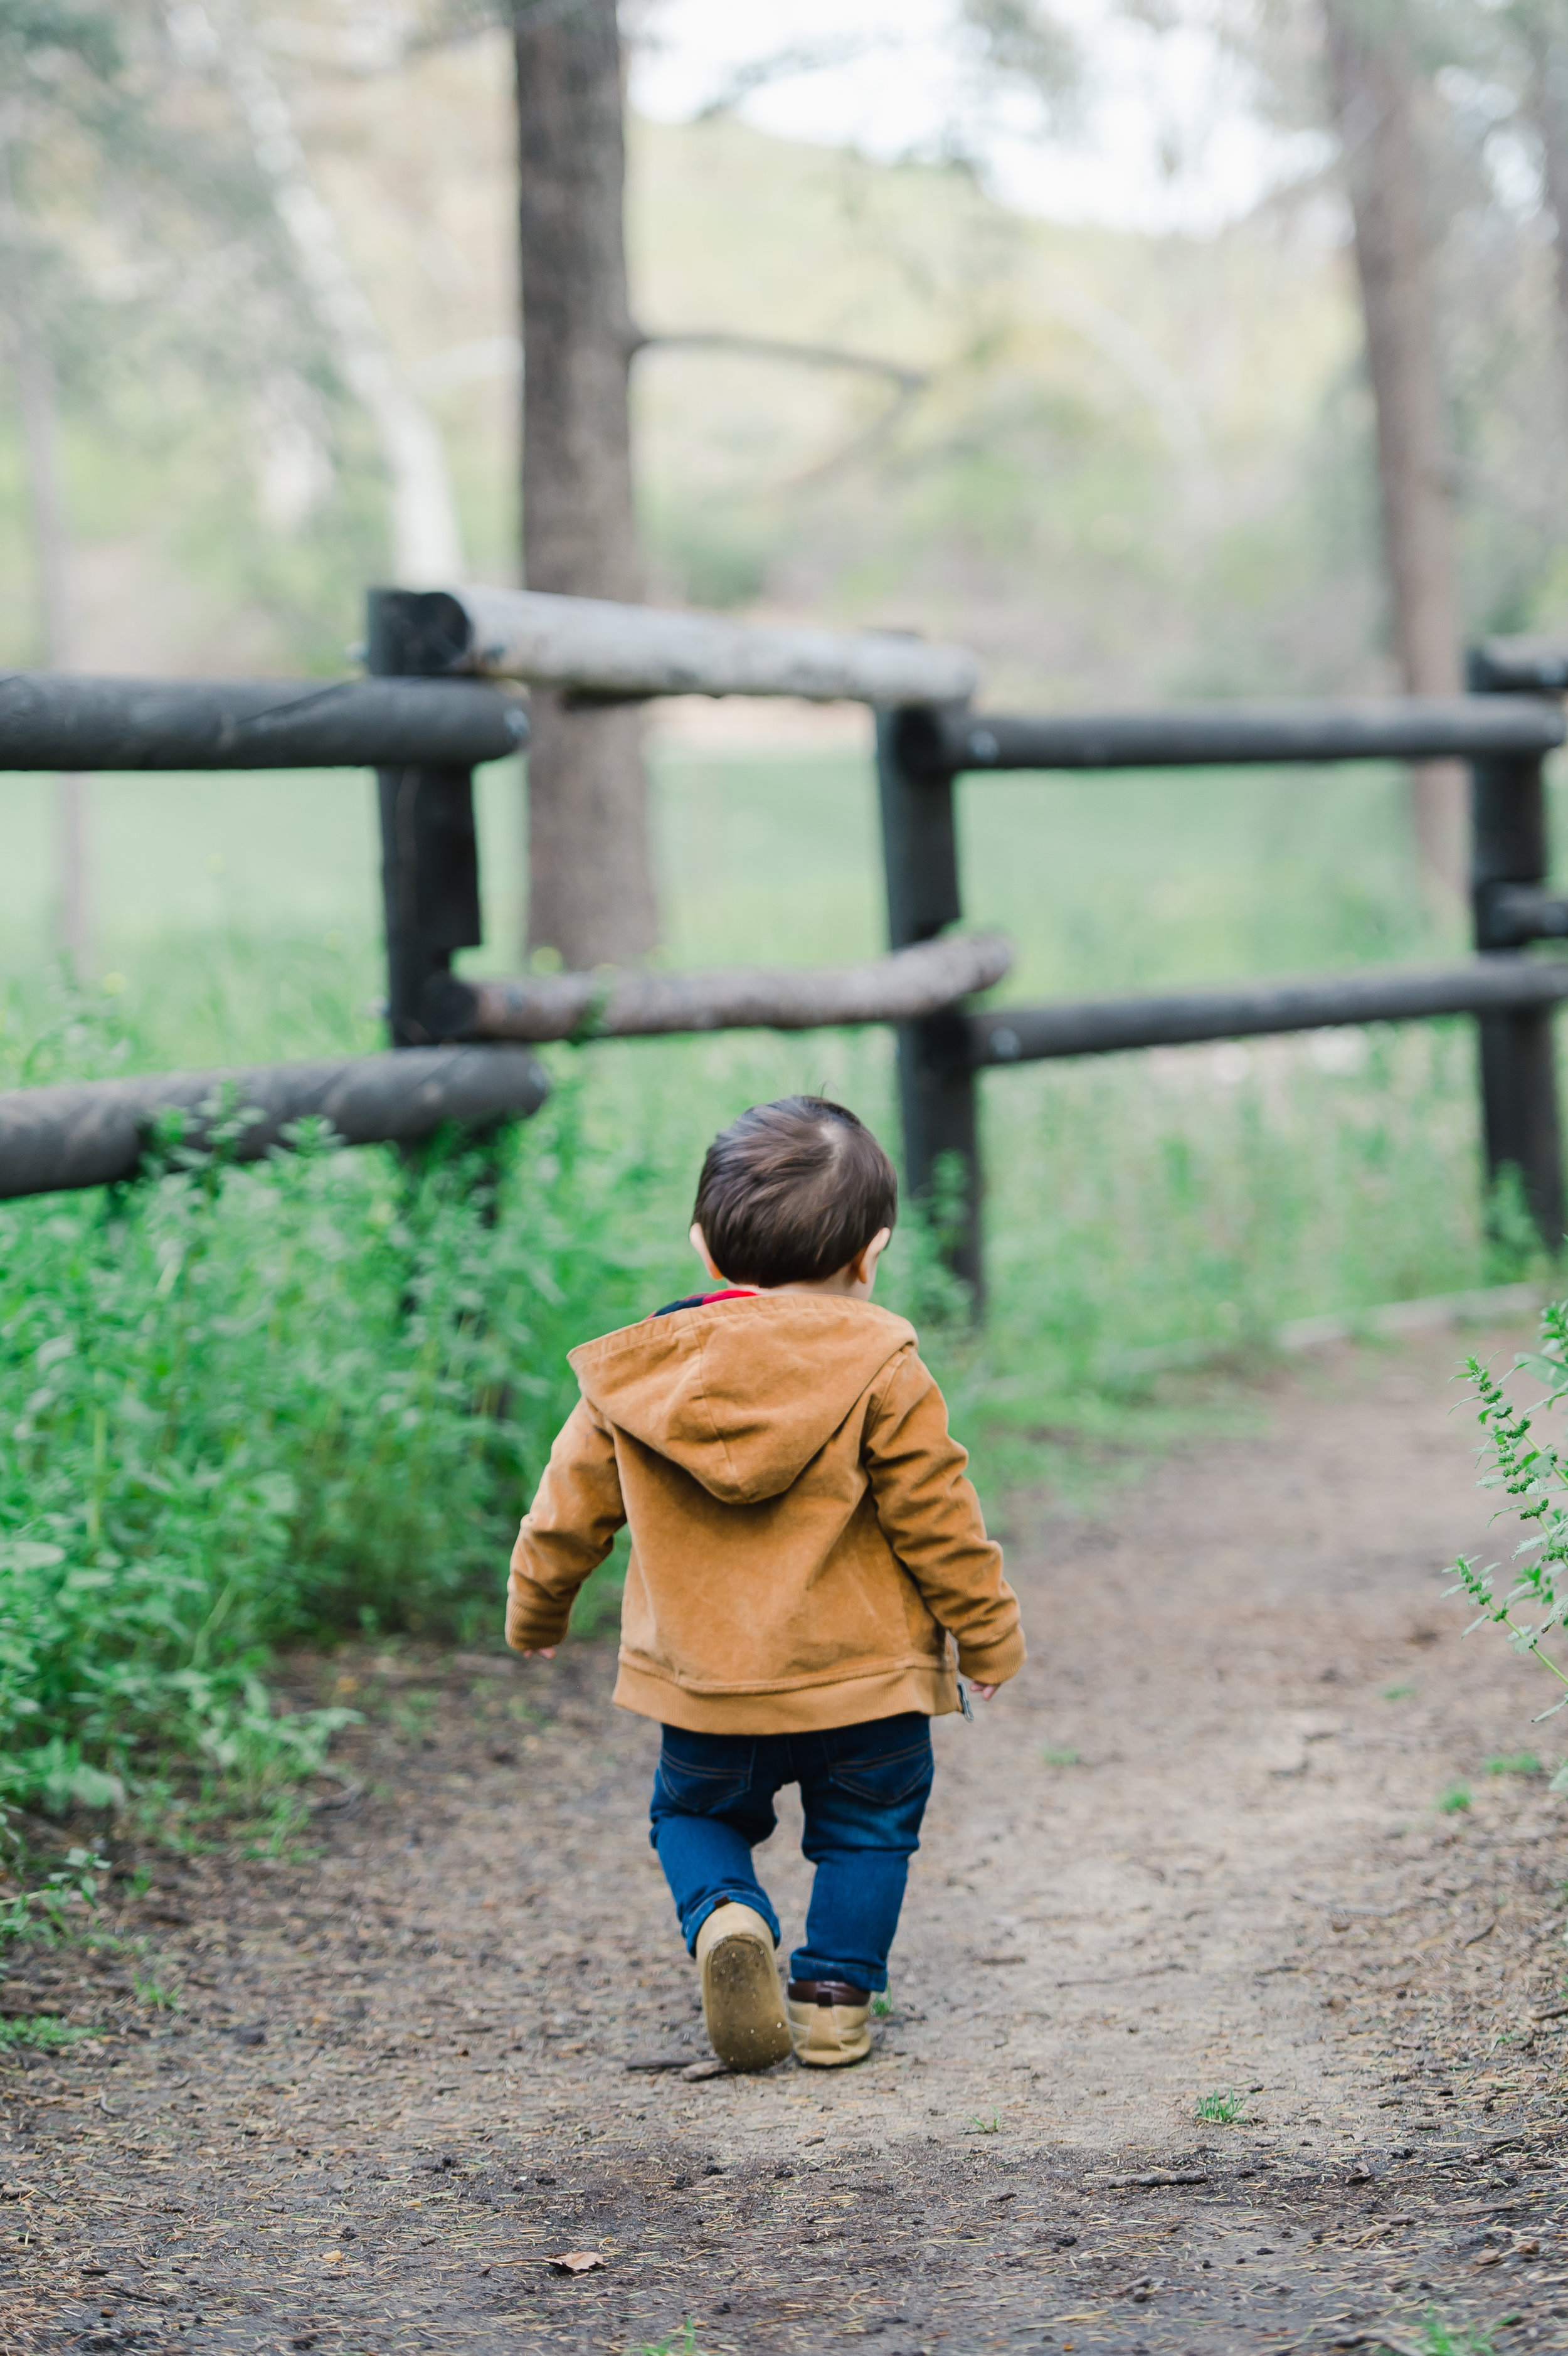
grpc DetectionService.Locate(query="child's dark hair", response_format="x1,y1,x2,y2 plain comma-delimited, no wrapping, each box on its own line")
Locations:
693,1097,898,1288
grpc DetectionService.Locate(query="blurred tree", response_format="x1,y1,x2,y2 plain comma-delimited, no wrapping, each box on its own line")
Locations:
1323,0,1466,906
960,0,1082,112
512,0,656,970
1517,0,1568,342
0,0,126,971
198,0,465,587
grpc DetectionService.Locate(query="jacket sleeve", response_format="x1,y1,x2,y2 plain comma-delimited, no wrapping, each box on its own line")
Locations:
862,1348,1025,1686
506,1396,627,1652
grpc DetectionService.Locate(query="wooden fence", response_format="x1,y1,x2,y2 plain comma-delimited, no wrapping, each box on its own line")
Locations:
3,594,1567,1312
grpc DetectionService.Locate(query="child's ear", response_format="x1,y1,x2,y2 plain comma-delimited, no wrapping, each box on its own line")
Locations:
689,1221,724,1281
857,1226,893,1288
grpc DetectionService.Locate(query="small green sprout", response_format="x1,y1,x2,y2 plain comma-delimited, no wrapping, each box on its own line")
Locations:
871,1993,893,2019
638,2325,701,2356
1041,1746,1082,1767
1437,1784,1472,1814
967,2110,1002,2134
1484,1752,1543,1777
1380,1682,1416,1701
1194,2089,1248,2125
132,1970,181,2010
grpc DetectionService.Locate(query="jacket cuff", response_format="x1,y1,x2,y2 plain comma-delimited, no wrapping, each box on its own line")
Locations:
956,1625,1026,1684
506,1573,573,1653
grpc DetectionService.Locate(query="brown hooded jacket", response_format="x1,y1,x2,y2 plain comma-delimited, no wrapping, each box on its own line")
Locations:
506,1290,1024,1732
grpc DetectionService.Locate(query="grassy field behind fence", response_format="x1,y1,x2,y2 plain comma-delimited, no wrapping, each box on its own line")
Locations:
0,743,1552,1825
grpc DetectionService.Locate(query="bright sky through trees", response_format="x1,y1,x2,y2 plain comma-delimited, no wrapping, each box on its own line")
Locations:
630,0,1330,233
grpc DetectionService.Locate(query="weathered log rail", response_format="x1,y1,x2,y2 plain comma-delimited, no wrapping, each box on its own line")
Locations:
423,933,1011,1044
0,1050,550,1200
0,672,527,770
894,694,1565,774
369,585,980,706
968,957,1568,1065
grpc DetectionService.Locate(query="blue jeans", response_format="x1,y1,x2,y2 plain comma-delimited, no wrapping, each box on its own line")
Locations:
649,1712,934,1993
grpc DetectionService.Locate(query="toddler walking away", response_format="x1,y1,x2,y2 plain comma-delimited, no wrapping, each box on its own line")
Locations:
506,1096,1024,2074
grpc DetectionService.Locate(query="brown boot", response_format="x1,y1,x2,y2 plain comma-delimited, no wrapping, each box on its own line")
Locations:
695,1903,792,2072
787,1978,872,2067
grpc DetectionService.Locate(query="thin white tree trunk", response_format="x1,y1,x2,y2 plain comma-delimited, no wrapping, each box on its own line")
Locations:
198,3,464,585
0,119,90,970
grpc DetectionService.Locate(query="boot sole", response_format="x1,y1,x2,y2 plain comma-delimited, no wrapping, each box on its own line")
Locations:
793,2046,871,2067
702,1934,793,2072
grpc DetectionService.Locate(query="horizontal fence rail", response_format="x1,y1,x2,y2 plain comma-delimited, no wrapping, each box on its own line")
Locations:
894,696,1567,776
968,957,1568,1065
424,932,1012,1044
0,1049,549,1201
371,585,981,707
0,673,527,771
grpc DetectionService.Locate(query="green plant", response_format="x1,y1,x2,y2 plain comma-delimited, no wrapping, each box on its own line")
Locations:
967,2109,1002,2133
1437,1785,1472,1814
1390,2307,1495,2355
1381,1682,1416,1701
871,1993,893,2019
132,1968,181,2011
637,2325,702,2356
0,2015,94,2051
1484,1752,1544,1777
1,1846,109,1951
1449,1304,1568,1736
1194,2089,1248,2125
1041,1745,1082,1766
0,1077,668,1813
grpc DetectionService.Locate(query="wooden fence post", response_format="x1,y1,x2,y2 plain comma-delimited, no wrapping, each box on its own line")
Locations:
1467,644,1565,1253
366,589,485,1047
876,709,984,1305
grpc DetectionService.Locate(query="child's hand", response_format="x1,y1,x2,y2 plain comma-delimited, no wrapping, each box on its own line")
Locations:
515,1647,556,1660
970,1682,999,1702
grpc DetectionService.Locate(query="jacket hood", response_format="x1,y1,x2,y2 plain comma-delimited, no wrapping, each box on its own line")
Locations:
568,1292,917,1504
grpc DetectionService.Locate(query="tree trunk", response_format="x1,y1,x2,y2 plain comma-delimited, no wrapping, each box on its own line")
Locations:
513,0,658,967
1324,0,1466,906
0,130,91,971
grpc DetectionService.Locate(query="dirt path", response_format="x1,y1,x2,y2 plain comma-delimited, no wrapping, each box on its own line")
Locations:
8,1324,1568,2356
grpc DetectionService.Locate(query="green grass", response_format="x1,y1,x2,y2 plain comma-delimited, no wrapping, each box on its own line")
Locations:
1194,2089,1248,2125
0,743,1552,1818
0,2014,93,2051
1381,1682,1417,1701
1438,1785,1473,1814
1041,1746,1083,1766
1483,1752,1544,1778
1394,2310,1496,2356
131,1969,181,2010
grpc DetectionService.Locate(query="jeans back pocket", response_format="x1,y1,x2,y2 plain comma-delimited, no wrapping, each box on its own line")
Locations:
655,1732,756,1817
826,1725,934,1808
